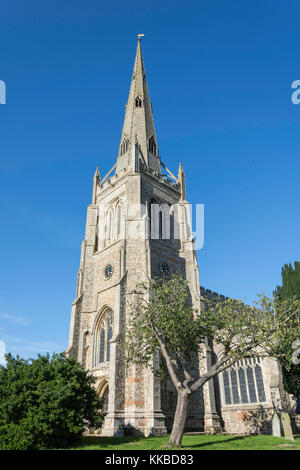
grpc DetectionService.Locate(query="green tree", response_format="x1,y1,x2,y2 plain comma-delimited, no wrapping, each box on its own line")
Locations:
126,275,300,448
0,353,104,450
274,261,300,401
275,262,300,302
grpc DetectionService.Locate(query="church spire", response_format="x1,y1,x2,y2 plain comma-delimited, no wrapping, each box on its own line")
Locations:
116,36,161,175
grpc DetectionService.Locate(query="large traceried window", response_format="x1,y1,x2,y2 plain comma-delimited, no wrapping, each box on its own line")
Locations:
102,200,126,248
93,309,113,367
221,357,266,406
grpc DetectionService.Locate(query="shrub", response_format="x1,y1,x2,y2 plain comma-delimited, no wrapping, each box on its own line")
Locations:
0,353,104,449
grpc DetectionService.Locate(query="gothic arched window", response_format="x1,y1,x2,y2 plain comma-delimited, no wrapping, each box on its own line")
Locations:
159,211,163,239
221,357,266,406
169,205,175,242
149,198,158,239
120,138,128,156
159,203,171,240
116,202,124,238
95,215,100,252
148,136,157,155
93,309,113,367
107,208,115,243
148,199,171,240
135,96,142,107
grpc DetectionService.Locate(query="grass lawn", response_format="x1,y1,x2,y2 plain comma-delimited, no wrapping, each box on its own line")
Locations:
67,434,300,450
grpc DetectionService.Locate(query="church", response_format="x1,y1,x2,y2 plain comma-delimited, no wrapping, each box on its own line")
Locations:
66,37,295,436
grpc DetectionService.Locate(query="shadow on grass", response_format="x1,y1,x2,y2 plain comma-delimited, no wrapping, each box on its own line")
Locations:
69,436,147,449
182,436,247,449
71,435,247,450
68,434,300,450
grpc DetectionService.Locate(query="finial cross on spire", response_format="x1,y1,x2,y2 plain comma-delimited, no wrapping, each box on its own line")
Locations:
137,34,144,40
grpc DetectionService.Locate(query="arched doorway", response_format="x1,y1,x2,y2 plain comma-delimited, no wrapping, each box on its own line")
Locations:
93,380,109,435
102,384,109,414
98,380,109,413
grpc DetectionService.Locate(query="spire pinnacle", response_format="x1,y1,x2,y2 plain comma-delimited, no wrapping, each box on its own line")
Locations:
116,37,161,175
92,167,100,204
178,162,186,201
93,166,100,180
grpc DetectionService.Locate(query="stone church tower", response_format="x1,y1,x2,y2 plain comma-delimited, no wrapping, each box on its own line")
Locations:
66,37,218,436
66,38,294,436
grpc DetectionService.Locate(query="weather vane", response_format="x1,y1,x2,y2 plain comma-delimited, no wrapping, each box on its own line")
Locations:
137,34,144,40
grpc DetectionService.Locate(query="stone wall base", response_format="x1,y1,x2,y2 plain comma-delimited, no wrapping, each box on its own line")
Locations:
221,407,273,435
99,411,167,437
204,412,222,433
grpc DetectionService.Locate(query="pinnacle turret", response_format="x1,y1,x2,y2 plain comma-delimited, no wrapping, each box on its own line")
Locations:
92,167,100,204
178,162,186,201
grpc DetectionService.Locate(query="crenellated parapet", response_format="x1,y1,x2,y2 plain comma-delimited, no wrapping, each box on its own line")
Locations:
200,286,227,301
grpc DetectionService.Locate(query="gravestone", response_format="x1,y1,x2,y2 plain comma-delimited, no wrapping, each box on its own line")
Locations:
281,412,294,441
272,412,281,437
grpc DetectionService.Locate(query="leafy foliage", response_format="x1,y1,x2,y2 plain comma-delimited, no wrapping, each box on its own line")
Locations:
274,262,300,302
0,353,104,450
127,276,300,374
126,276,203,367
126,275,300,447
273,261,300,399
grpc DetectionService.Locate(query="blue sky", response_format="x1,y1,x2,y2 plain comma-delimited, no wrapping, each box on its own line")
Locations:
0,0,300,361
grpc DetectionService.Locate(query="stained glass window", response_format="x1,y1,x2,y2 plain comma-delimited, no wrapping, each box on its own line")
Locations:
221,358,266,406
255,364,266,402
230,369,240,404
94,310,113,367
223,370,232,405
238,368,249,403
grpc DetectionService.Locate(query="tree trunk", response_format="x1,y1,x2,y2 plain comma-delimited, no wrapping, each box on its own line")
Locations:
167,390,190,447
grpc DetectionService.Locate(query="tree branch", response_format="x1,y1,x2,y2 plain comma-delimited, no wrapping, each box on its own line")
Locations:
150,319,184,391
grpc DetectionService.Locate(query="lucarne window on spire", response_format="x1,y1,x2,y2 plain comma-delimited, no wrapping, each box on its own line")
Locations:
120,138,128,156
135,96,142,107
148,135,157,155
